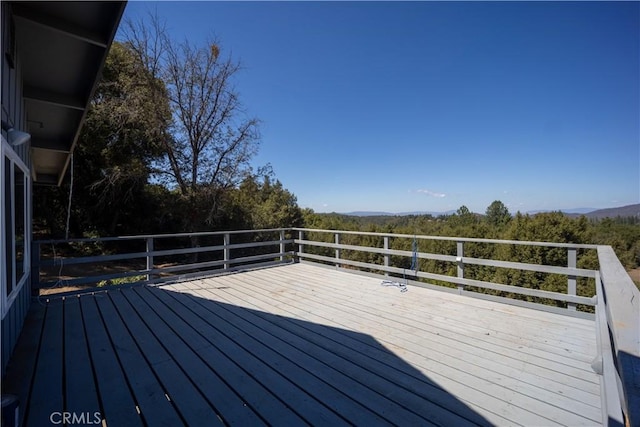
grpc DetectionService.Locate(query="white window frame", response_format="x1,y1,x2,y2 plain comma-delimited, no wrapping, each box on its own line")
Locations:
1,133,30,319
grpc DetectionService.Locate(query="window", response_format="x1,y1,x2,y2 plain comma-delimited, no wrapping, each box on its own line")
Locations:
1,135,29,317
3,156,12,296
14,166,25,285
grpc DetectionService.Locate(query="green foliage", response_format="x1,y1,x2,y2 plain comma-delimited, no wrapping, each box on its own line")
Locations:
98,275,146,287
226,169,303,230
485,200,511,228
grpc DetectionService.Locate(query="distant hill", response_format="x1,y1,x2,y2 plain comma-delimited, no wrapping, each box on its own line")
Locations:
581,204,640,220
527,204,640,219
344,210,456,217
527,208,597,215
342,204,640,219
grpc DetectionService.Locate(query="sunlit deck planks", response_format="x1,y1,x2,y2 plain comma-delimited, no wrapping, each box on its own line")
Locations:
5,262,601,426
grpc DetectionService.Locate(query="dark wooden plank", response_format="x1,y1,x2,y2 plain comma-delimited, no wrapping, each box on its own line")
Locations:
108,290,221,427
26,301,64,427
80,295,143,427
151,286,391,426
95,292,184,427
144,286,338,426
1,302,45,425
122,287,263,426
64,297,101,419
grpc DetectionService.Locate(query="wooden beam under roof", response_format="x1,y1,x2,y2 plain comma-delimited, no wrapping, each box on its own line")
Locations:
24,85,85,111
30,137,71,154
11,3,108,48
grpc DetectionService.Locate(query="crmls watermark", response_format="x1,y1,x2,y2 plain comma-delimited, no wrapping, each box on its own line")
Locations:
49,412,102,425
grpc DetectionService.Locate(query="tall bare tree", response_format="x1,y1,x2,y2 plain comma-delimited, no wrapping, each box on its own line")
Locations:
122,14,260,229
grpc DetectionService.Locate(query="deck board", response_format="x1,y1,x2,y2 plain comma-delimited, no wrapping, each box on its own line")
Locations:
81,295,144,427
63,298,101,421
3,262,601,426
95,292,184,426
26,302,64,427
107,290,221,427
123,287,264,426
140,286,309,426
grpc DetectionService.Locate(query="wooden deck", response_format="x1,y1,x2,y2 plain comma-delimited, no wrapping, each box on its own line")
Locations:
4,262,602,426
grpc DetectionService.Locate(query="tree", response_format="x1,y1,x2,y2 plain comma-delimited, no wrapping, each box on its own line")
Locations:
227,167,303,230
122,14,260,230
485,200,511,227
34,41,171,237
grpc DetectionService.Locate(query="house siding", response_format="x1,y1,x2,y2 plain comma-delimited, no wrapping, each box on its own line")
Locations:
1,1,32,376
1,279,30,375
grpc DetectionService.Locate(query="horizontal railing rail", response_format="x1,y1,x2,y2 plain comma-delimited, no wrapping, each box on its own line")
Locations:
293,227,601,249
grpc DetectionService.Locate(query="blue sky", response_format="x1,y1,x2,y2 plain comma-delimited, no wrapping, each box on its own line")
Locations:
121,1,639,214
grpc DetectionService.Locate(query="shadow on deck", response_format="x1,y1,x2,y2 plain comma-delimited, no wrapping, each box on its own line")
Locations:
3,277,491,426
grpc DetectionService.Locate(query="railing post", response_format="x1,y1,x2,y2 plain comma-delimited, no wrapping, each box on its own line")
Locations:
567,248,577,311
223,233,230,270
146,237,154,282
297,230,304,262
30,240,40,295
335,232,341,268
456,241,465,293
384,236,390,277
279,230,286,262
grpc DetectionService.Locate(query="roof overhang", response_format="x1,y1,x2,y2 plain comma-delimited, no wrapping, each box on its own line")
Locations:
11,1,126,186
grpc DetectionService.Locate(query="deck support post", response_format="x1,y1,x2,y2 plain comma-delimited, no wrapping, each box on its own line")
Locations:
279,230,286,262
384,236,390,277
456,241,465,293
335,233,341,269
146,237,154,282
297,230,304,262
223,233,230,270
567,248,577,311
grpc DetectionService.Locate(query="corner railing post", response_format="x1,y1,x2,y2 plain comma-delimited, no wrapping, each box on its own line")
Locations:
457,241,465,293
567,248,577,311
223,233,230,270
335,232,341,268
146,237,154,282
297,230,304,262
280,230,286,262
384,236,390,277
30,240,40,296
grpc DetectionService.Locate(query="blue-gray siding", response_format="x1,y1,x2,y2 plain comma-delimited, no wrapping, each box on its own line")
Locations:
2,1,32,376
2,277,31,375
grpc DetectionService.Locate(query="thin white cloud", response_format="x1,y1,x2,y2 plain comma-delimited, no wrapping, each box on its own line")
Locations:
416,189,446,198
